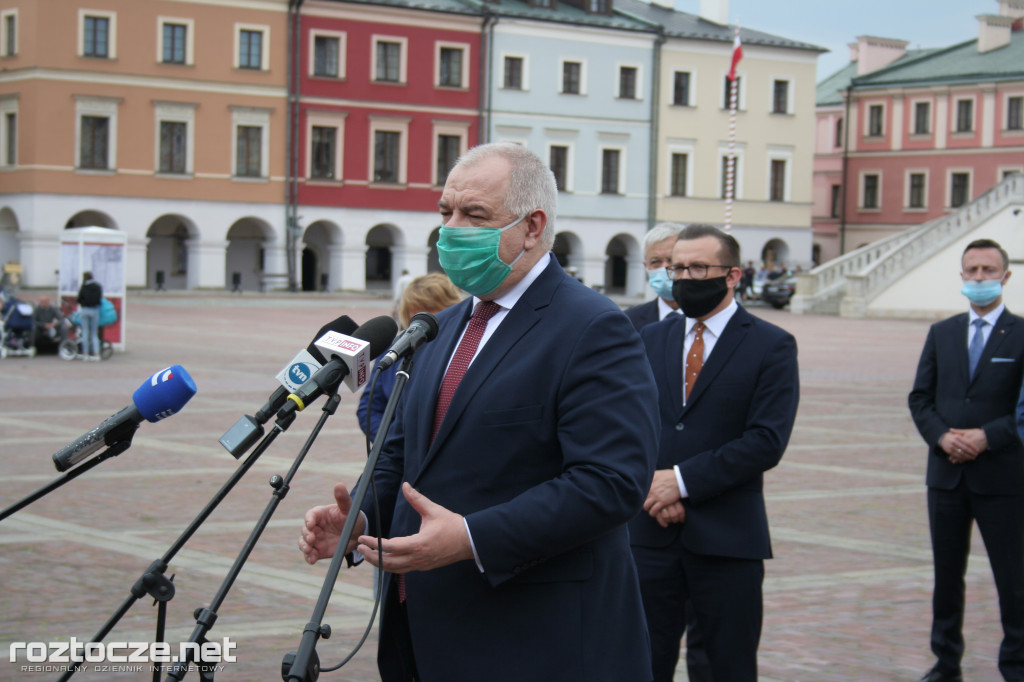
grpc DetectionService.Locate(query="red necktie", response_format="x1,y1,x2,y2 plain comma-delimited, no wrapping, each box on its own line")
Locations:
685,322,705,401
431,301,501,443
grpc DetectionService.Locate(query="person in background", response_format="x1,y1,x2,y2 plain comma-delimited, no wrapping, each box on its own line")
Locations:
358,272,463,442
625,223,685,331
392,268,415,318
631,223,799,682
911,238,1024,682
76,271,103,361
33,295,65,352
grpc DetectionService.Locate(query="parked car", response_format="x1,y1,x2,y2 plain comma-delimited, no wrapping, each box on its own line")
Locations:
761,273,797,309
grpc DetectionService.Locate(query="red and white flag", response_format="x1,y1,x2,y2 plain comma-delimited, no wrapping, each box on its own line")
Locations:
728,31,743,81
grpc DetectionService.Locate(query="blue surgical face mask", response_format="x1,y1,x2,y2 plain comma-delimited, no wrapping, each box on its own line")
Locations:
647,268,675,300
961,278,1004,307
437,214,527,297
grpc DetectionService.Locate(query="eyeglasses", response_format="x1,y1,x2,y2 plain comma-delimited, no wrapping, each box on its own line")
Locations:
664,264,733,280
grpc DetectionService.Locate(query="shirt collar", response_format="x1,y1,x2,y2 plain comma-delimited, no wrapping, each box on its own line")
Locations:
658,297,682,320
685,297,738,338
473,252,550,313
969,302,1004,326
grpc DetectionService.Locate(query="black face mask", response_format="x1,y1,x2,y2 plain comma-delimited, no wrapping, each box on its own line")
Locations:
672,276,729,319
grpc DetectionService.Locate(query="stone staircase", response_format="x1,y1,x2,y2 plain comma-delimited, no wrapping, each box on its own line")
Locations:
791,173,1024,317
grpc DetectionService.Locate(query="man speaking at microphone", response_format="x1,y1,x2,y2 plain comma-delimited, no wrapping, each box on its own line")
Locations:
299,142,659,682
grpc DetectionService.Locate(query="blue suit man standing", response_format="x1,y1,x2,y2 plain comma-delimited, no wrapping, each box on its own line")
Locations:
630,224,799,682
300,143,659,682
911,238,1024,682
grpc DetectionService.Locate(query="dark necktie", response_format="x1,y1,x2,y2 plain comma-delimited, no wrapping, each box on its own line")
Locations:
431,301,501,443
685,322,706,402
968,318,986,379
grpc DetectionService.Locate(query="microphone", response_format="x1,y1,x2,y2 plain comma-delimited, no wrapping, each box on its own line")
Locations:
376,312,439,371
219,316,358,457
52,365,197,472
278,316,398,417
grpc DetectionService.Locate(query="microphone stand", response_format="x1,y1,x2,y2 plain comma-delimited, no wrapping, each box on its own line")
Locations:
55,411,299,682
0,434,136,522
283,356,415,682
164,389,346,681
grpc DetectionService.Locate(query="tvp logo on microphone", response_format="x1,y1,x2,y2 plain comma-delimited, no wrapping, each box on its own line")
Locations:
314,331,371,392
275,349,322,393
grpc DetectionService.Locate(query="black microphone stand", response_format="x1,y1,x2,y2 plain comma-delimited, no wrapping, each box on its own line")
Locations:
282,355,415,682
0,434,136,522
54,411,299,682
164,387,347,681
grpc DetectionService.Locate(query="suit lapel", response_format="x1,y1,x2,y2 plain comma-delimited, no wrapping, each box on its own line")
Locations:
419,259,559,476
661,316,685,411
416,298,473,453
681,306,751,414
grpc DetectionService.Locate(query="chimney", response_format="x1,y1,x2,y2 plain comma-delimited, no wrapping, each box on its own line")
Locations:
977,14,1014,52
698,0,729,25
997,0,1024,20
852,36,909,76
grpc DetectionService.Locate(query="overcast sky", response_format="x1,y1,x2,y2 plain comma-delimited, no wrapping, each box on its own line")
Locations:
674,0,997,79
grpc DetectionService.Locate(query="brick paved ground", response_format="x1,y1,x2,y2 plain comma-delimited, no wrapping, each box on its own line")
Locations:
0,292,1008,681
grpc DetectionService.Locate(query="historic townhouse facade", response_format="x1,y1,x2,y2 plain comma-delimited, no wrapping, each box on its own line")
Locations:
812,0,1024,261
0,0,819,293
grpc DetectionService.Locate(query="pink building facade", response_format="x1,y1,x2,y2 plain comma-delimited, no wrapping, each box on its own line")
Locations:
812,2,1024,262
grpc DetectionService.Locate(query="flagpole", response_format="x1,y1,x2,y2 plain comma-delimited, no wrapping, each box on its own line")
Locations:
725,26,742,234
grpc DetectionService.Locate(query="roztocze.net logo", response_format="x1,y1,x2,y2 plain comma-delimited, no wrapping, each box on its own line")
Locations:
288,362,314,386
9,637,237,672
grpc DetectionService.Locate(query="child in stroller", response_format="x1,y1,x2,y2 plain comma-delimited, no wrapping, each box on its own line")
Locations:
1,295,37,358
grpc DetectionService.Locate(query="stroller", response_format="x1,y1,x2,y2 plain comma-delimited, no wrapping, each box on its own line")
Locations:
59,307,114,361
1,296,37,358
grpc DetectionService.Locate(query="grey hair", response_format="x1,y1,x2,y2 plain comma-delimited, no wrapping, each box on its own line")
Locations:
643,223,685,253
455,142,557,251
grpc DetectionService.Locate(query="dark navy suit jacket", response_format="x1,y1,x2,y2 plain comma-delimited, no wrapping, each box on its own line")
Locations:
629,306,799,560
364,256,659,682
626,298,660,331
909,309,1024,493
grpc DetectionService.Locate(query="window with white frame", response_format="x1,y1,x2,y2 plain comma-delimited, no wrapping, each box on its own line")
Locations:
79,10,116,59
235,24,269,71
672,71,692,107
436,43,469,89
159,17,193,65
1006,95,1023,131
306,111,346,181
75,96,119,171
1,9,16,57
955,98,973,133
834,117,843,148
503,54,527,91
772,79,791,114
722,75,742,109
860,172,881,210
912,100,931,135
866,103,884,137
373,36,407,84
667,140,695,197
154,102,195,175
549,144,571,192
718,147,745,199
949,170,971,208
905,170,927,209
767,147,792,202
231,107,270,179
311,31,345,78
600,147,622,194
433,122,468,186
618,65,639,100
561,59,586,95
369,116,409,184
830,184,841,218
0,97,16,167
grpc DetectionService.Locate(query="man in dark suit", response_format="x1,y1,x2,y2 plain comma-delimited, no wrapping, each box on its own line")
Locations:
630,223,799,682
909,238,1024,682
299,142,659,682
626,223,684,331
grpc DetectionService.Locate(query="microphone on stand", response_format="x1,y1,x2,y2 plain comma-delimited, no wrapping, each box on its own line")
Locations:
375,312,439,372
